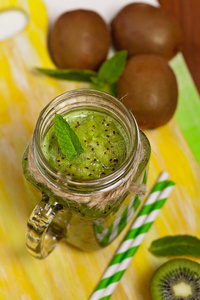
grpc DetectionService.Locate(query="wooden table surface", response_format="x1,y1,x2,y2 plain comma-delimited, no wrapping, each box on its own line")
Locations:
159,0,200,94
1,1,200,300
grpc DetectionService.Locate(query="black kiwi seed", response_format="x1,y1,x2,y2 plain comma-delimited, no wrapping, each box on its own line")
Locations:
151,258,200,300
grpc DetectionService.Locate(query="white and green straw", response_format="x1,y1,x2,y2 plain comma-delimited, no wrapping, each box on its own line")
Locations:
90,171,175,300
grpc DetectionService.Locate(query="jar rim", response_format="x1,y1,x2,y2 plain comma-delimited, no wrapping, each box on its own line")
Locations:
32,89,140,193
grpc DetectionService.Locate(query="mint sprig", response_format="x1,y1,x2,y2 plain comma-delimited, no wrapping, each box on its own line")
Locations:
37,68,96,82
37,51,127,97
96,50,127,84
149,235,200,257
54,114,84,161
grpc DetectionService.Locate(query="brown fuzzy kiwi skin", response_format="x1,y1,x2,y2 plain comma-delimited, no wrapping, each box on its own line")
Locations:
50,9,110,70
111,3,183,61
117,55,178,129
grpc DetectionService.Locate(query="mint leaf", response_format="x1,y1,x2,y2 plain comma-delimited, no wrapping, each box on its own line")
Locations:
97,50,127,84
90,77,118,97
37,68,97,82
36,51,127,96
149,235,200,257
90,77,111,94
54,114,84,160
90,84,111,94
110,82,118,98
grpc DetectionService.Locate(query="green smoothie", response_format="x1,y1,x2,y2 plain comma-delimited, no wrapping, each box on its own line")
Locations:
22,90,151,255
42,110,128,180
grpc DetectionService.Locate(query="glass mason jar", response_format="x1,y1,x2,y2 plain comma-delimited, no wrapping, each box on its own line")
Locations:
22,89,151,259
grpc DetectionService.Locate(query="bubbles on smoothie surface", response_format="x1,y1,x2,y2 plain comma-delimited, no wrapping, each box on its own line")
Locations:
41,111,128,180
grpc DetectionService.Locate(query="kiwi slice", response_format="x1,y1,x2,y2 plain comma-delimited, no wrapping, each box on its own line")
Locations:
151,259,200,300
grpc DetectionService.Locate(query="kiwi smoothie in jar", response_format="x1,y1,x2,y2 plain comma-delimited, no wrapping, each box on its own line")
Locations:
22,89,150,259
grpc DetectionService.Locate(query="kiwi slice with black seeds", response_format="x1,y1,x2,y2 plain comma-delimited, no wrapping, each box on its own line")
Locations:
151,259,200,300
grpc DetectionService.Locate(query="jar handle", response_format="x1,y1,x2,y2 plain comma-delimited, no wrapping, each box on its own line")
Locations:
26,194,64,259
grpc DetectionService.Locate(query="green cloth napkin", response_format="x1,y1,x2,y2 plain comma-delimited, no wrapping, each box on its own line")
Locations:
171,53,200,166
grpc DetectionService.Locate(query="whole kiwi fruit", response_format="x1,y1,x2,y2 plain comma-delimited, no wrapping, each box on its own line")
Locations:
117,54,178,129
50,9,110,70
111,3,183,61
151,258,200,299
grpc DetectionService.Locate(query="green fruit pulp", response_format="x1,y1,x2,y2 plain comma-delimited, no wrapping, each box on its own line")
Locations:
42,110,128,180
151,258,200,300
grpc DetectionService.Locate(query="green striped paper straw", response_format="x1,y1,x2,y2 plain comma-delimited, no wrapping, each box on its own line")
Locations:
90,172,175,300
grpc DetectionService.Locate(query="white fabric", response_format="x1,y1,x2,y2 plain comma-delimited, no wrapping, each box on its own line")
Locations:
42,0,159,26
